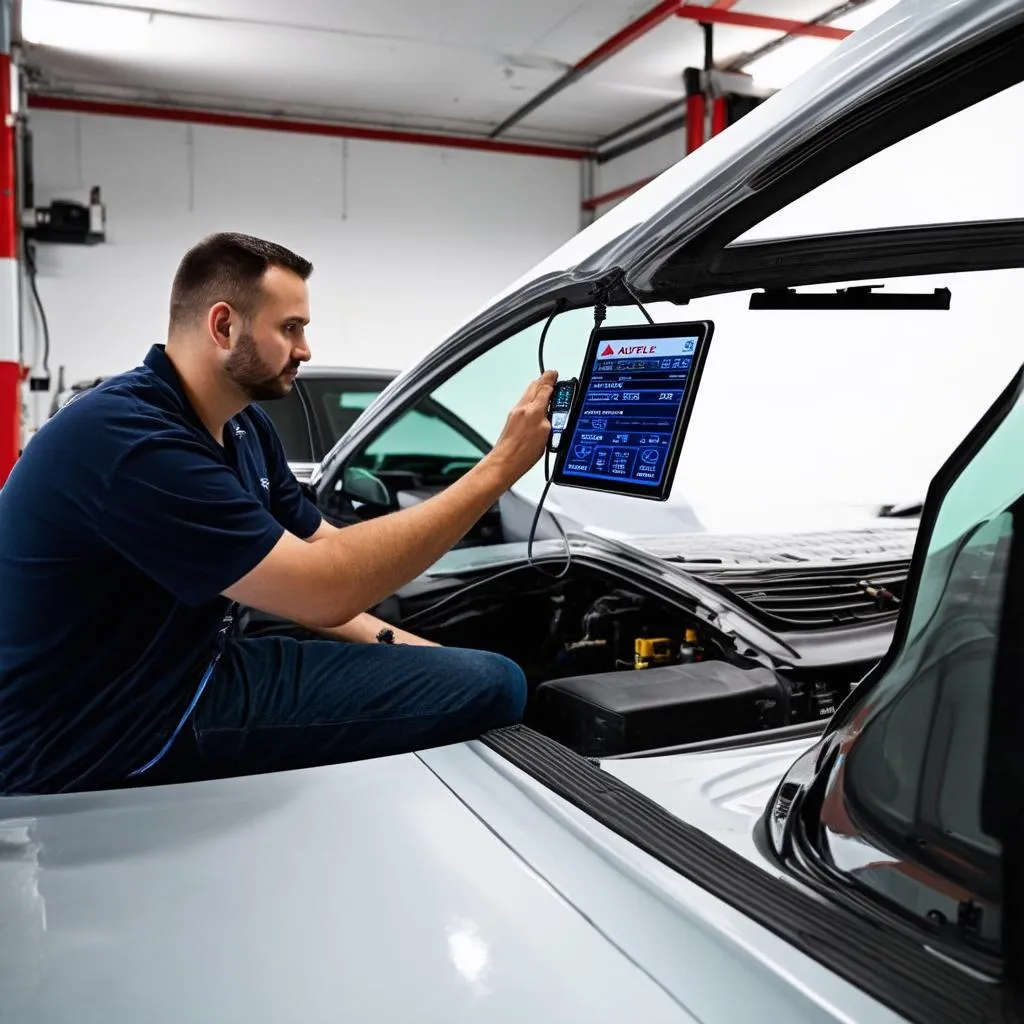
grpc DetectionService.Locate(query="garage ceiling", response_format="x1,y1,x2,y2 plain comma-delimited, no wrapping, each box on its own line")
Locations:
16,0,901,147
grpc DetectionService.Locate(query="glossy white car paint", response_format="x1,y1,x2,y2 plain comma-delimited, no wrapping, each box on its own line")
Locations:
0,739,907,1024
0,753,694,1023
602,735,820,867
2,2,1016,1021
421,741,907,1024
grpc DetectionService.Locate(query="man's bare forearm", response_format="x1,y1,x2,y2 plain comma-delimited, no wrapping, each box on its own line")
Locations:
305,457,510,625
304,611,438,647
224,372,556,630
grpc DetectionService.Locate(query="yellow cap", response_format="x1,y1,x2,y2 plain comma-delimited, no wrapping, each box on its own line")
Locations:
685,628,698,642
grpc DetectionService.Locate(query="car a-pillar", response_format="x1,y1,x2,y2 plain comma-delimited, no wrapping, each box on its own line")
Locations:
0,0,20,487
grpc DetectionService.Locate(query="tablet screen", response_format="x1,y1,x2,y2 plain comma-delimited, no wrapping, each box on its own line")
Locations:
551,321,712,501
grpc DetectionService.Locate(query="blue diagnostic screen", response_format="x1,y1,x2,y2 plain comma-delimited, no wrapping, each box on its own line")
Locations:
560,333,699,488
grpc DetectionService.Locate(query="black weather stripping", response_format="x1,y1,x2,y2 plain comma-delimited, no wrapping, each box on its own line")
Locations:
481,724,1012,1024
749,285,952,310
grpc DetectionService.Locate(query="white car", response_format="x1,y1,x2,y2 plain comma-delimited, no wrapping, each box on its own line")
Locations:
2,2,1021,1022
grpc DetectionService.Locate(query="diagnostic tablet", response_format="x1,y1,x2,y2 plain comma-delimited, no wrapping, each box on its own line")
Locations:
551,321,713,501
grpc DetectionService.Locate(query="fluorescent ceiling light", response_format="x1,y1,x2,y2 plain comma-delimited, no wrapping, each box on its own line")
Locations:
21,0,153,53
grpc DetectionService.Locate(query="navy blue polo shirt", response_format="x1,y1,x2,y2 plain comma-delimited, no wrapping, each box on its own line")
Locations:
0,345,322,794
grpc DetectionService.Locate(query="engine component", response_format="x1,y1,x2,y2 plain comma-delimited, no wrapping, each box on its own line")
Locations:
634,637,673,670
533,661,790,757
678,628,705,664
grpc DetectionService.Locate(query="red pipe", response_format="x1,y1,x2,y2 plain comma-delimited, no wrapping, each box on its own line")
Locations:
0,52,19,487
0,362,20,484
489,0,683,138
574,0,681,73
710,96,729,138
686,93,706,155
581,176,657,212
0,58,16,262
27,94,591,161
676,6,852,41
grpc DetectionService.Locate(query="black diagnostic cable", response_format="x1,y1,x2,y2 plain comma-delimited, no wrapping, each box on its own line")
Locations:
528,297,593,580
24,241,51,378
528,286,652,573
403,299,598,629
623,278,655,324
539,298,564,483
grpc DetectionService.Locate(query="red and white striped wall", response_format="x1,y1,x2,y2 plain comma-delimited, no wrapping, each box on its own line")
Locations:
0,0,19,486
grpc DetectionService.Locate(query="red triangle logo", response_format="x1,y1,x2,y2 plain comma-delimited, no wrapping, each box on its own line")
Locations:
601,345,615,357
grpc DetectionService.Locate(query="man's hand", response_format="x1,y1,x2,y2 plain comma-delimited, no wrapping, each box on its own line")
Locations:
485,370,558,487
224,370,561,629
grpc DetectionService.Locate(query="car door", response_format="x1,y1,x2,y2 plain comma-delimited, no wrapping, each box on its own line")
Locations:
254,386,318,483
296,376,393,462
255,375,393,484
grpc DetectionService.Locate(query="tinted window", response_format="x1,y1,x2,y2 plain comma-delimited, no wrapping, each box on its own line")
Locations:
835,379,1024,949
363,406,484,462
301,378,389,452
255,389,313,463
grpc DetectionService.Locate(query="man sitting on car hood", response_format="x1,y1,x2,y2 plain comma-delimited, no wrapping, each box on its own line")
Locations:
0,232,556,794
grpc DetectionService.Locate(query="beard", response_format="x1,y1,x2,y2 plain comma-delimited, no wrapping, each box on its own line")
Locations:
225,329,299,402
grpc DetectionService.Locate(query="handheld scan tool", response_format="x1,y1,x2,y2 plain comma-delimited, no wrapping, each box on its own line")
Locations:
550,321,714,501
547,377,578,452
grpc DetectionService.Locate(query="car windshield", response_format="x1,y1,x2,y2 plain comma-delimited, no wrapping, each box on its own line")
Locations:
423,269,1024,539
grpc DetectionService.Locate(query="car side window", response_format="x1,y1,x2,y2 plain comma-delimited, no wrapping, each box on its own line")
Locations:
255,389,313,463
361,406,485,464
834,380,1024,949
301,379,388,453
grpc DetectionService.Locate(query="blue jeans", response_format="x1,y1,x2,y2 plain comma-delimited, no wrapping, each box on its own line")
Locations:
147,636,527,784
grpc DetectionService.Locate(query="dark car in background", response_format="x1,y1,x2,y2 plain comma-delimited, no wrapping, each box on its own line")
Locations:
51,365,398,485
254,365,396,483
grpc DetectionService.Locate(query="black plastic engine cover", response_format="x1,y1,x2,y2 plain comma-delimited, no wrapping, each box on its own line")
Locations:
532,661,789,757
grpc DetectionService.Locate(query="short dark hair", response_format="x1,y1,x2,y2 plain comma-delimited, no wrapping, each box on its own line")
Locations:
168,232,313,329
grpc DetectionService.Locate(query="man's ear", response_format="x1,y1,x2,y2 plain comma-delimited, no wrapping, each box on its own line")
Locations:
208,302,233,352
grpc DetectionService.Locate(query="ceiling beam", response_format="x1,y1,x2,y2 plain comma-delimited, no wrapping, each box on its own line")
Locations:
491,1,854,140
594,0,868,167
597,111,687,164
588,0,873,210
675,6,852,41
595,97,685,150
489,0,680,139
27,94,592,160
722,0,874,71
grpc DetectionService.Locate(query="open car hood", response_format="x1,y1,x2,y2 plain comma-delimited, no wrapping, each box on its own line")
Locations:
459,0,1022,330
315,0,1023,498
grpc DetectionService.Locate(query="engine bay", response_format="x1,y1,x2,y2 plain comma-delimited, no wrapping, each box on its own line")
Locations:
395,562,873,757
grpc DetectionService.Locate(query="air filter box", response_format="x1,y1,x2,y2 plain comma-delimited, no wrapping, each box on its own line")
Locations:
533,661,788,757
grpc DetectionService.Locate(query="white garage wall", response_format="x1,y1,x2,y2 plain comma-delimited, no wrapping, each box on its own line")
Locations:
22,109,581,425
593,129,684,215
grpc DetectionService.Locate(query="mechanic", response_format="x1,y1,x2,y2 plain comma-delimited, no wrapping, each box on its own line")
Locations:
0,232,557,795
